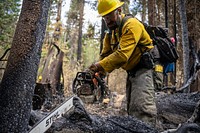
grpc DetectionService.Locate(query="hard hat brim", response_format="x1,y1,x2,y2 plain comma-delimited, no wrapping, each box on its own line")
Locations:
98,2,124,17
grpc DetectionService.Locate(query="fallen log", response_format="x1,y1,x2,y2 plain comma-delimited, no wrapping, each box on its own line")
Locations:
161,123,200,133
156,92,200,130
30,92,200,133
48,97,158,133
187,100,200,123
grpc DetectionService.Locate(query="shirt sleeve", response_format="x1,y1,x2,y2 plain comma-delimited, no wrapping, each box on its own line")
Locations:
99,18,143,72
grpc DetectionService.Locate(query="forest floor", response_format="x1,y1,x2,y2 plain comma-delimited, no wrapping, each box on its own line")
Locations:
30,90,200,133
84,92,127,117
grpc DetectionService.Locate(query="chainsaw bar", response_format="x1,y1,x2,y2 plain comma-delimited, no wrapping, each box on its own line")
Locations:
28,96,75,133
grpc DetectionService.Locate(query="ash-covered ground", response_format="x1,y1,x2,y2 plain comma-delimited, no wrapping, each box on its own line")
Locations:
30,92,200,133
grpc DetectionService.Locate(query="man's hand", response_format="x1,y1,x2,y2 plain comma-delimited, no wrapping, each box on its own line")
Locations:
85,68,95,77
86,63,104,77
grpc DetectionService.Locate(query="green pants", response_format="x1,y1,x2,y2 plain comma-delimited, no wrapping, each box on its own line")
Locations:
153,71,164,91
126,68,157,127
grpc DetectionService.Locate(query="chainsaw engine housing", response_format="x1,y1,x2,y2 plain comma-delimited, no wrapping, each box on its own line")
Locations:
72,72,105,103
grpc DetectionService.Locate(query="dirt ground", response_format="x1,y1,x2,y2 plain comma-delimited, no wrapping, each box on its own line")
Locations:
84,92,127,117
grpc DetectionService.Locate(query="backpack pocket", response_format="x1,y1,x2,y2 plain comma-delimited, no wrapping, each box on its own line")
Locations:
154,37,179,63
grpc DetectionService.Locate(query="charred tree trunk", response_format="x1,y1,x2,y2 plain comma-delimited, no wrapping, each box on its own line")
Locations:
179,0,190,90
165,0,168,28
0,0,50,132
40,45,55,83
36,43,64,110
156,92,200,130
50,49,64,96
177,39,200,92
187,100,200,124
186,0,200,92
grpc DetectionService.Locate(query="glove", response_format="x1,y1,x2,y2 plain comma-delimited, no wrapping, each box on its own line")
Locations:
86,63,104,77
88,63,98,72
98,70,107,78
85,68,95,77
85,63,98,77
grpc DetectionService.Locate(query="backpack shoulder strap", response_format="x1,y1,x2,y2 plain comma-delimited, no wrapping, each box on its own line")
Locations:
119,14,134,38
118,14,150,53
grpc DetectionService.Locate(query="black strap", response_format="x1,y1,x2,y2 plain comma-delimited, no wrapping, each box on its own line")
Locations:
119,14,134,38
119,14,152,54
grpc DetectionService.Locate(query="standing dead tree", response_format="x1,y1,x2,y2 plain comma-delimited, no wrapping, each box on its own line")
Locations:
0,0,50,132
179,0,190,90
37,43,64,110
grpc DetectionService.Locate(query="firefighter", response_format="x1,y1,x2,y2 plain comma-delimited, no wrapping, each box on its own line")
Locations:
87,0,157,127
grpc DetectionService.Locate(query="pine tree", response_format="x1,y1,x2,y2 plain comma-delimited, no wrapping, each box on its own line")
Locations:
0,0,21,49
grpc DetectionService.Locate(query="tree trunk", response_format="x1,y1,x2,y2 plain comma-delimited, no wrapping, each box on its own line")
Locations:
57,0,62,21
186,0,200,92
50,49,64,96
141,0,147,22
77,0,84,61
148,0,156,25
156,0,162,26
0,0,50,132
165,0,168,28
121,0,130,14
40,45,55,83
179,0,190,90
39,44,64,100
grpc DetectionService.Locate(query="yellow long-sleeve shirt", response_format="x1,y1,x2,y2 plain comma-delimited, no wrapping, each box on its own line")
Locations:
99,14,153,73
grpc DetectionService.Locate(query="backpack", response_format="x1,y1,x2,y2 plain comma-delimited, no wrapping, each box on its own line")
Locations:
119,14,179,64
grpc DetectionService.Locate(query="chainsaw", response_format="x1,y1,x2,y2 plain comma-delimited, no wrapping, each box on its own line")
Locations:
28,72,107,132
72,71,107,103
29,96,76,133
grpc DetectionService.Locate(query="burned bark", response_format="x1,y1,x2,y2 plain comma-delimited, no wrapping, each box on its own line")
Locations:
31,92,200,133
48,97,158,133
177,39,200,93
0,0,50,132
179,0,190,87
161,123,200,133
187,100,200,124
49,47,64,96
38,43,64,110
156,92,200,130
32,83,50,110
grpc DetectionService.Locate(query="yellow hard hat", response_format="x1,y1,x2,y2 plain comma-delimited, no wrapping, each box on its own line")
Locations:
97,0,124,17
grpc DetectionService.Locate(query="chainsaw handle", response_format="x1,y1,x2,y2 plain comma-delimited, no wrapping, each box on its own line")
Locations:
94,74,105,100
72,72,94,94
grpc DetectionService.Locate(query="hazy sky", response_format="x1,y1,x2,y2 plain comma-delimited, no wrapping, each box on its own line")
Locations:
60,0,140,33
61,0,101,33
